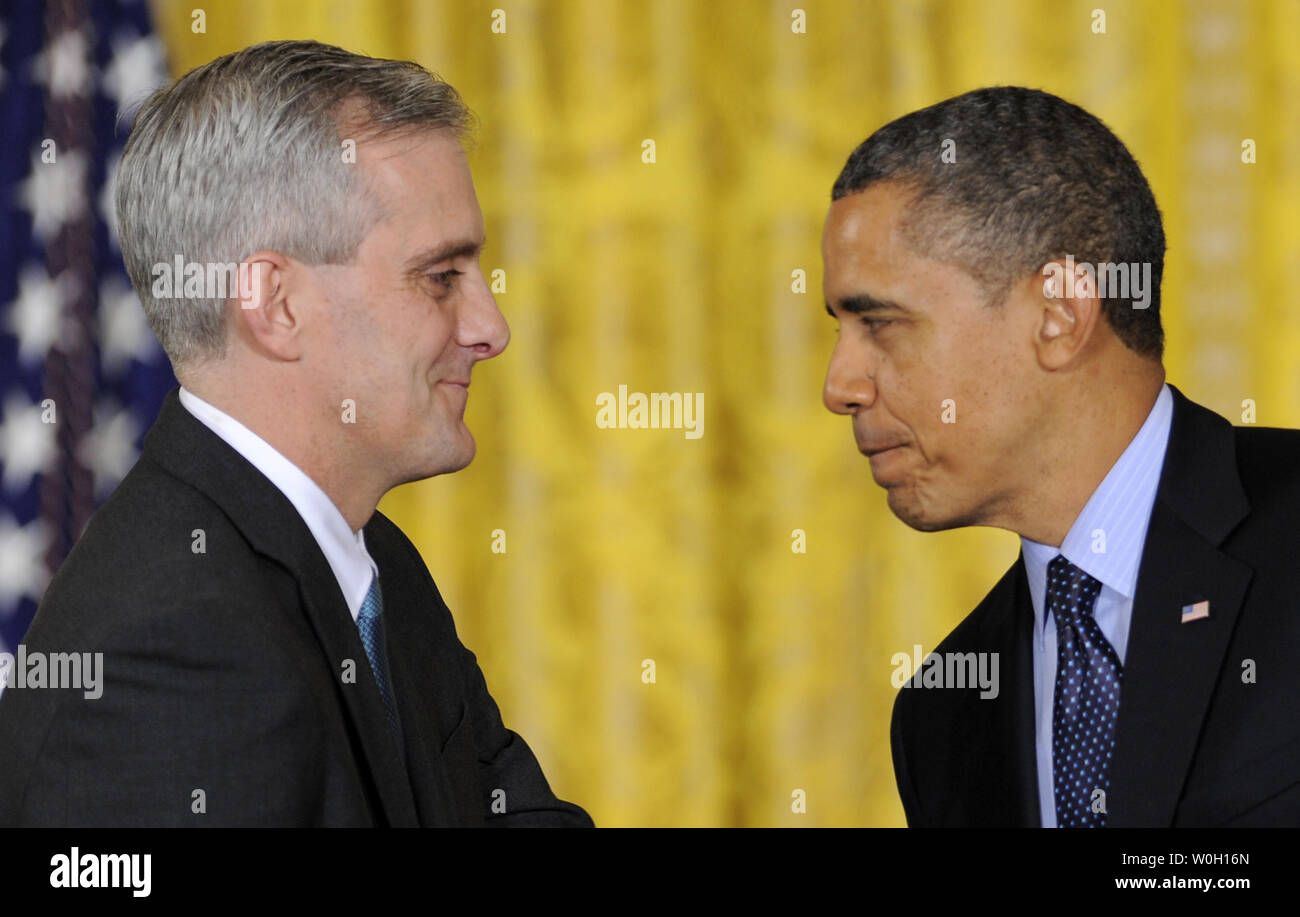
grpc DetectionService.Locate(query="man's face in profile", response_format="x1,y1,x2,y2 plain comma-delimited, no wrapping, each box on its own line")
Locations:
310,129,509,485
821,181,1039,532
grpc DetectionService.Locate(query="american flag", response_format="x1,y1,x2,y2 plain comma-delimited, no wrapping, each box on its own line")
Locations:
0,0,172,662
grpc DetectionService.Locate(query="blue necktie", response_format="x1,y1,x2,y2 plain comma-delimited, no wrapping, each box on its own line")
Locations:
357,574,401,739
1048,554,1122,827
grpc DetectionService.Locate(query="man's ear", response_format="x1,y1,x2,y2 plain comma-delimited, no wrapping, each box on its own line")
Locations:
231,251,302,362
1031,258,1104,370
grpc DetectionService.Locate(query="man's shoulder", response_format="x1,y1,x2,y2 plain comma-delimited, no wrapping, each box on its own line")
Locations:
35,452,282,645
1172,386,1300,497
1202,423,1300,569
1232,423,1300,489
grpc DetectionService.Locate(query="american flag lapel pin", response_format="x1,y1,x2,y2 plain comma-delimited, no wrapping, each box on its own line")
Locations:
1181,600,1211,623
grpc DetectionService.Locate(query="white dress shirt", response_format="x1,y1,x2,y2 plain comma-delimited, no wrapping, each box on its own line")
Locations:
1020,383,1174,827
178,387,377,622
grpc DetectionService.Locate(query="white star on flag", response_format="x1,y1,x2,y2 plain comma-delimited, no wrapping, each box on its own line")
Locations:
4,265,70,366
77,400,142,499
101,32,168,115
19,147,89,244
0,512,52,614
31,27,92,99
0,392,58,494
98,275,158,372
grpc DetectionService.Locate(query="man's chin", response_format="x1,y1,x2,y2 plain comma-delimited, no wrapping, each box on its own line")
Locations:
884,486,965,533
398,433,476,485
434,436,476,476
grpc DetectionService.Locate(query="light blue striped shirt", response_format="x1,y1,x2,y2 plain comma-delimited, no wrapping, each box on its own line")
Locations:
1020,383,1173,827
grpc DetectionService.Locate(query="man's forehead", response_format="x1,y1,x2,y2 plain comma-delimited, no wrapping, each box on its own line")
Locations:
823,203,907,297
824,185,915,251
823,190,971,313
356,130,471,204
352,130,481,247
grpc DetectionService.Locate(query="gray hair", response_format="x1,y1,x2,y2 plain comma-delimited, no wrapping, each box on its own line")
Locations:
115,39,474,371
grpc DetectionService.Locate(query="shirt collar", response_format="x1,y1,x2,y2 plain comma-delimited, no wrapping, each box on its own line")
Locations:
177,386,377,620
1020,383,1174,599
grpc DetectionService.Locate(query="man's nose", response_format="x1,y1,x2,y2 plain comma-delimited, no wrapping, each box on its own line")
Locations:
823,340,876,415
458,270,510,359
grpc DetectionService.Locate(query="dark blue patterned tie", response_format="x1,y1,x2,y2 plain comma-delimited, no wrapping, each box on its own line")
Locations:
1048,554,1122,827
357,575,402,740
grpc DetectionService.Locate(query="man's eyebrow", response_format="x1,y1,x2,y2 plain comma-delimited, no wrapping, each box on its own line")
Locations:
824,294,912,318
403,237,487,274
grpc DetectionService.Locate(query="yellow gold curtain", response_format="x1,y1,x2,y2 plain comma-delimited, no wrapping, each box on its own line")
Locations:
152,0,1300,826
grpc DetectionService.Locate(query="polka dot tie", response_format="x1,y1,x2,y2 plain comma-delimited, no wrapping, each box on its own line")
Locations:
1047,554,1122,828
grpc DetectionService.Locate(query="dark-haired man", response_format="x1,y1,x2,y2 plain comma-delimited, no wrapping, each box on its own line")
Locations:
822,86,1300,827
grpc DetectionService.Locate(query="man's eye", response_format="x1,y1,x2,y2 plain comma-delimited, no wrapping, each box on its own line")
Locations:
430,269,463,289
864,318,893,331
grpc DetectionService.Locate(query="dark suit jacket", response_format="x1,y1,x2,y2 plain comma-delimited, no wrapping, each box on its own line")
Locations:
0,387,593,827
891,384,1300,827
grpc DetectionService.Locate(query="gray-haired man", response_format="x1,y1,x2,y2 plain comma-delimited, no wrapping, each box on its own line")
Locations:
0,40,592,827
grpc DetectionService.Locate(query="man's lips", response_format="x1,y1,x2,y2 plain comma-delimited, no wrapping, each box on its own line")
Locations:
857,440,907,457
859,440,910,484
438,380,470,410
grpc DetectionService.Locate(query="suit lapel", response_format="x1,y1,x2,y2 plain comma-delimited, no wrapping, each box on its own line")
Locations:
1008,559,1044,826
368,529,465,826
978,558,1041,826
382,628,459,826
926,559,1040,826
143,387,420,827
1106,384,1252,827
291,556,421,827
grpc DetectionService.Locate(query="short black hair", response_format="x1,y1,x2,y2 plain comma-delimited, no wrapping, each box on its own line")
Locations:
832,86,1165,359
